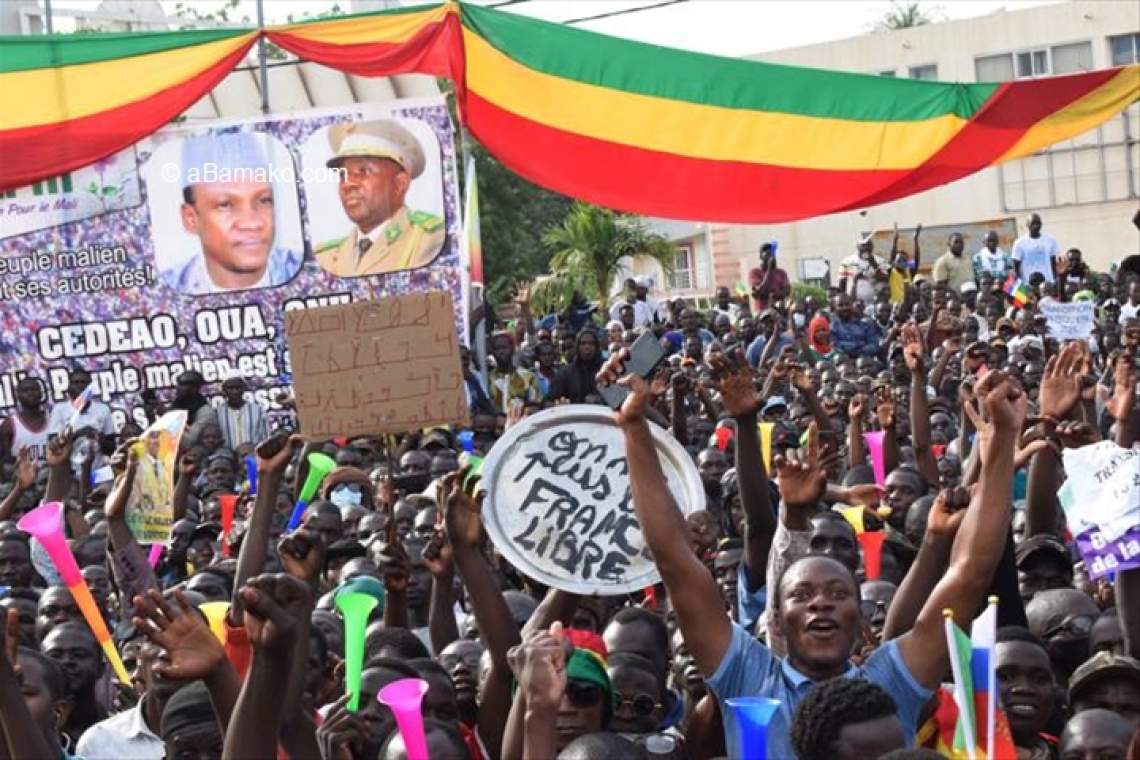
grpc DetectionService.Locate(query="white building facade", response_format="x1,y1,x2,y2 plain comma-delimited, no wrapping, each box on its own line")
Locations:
661,0,1139,296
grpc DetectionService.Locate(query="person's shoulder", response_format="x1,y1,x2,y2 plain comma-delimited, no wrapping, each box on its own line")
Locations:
315,235,348,254
408,208,444,233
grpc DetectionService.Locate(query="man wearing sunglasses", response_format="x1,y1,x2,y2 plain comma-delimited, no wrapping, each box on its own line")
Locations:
1027,587,1101,682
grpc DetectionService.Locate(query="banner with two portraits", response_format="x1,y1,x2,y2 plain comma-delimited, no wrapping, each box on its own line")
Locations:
0,97,463,429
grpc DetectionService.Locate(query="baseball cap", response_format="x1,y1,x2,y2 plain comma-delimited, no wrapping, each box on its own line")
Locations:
1069,651,1140,703
1015,535,1070,567
762,396,789,414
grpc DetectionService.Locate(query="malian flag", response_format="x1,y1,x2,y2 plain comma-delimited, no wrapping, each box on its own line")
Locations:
1002,273,1030,308
943,600,1018,760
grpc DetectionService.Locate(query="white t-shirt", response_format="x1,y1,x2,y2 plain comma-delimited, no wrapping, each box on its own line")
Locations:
1011,233,1058,284
1120,301,1140,324
47,398,117,436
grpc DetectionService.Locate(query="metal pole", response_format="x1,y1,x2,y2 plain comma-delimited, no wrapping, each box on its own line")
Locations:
459,124,490,389
255,0,269,114
43,0,53,34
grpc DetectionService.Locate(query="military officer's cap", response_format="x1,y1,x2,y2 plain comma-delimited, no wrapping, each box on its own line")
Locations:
326,120,426,179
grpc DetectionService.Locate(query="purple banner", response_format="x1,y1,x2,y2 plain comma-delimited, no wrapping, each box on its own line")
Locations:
1075,525,1140,580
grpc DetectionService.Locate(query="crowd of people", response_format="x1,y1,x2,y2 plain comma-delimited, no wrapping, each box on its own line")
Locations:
0,209,1138,760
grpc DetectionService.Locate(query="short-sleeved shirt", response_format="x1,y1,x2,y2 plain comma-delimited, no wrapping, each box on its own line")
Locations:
1011,233,1058,284
932,252,975,293
973,247,1013,280
838,254,888,303
707,624,934,760
47,399,117,437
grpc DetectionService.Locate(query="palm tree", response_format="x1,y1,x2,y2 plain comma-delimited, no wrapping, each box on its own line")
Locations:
533,203,676,312
874,1,935,31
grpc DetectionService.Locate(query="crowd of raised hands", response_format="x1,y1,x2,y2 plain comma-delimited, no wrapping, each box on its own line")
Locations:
0,258,1139,760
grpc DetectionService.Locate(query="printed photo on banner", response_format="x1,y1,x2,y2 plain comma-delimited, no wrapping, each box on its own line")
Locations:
300,118,446,279
128,410,188,544
141,131,305,296
0,97,465,430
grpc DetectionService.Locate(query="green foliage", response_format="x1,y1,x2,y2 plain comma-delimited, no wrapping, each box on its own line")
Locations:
873,2,937,31
791,281,828,304
531,203,675,312
467,141,575,304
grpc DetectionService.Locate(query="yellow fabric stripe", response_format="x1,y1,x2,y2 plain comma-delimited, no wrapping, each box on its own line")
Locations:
272,5,448,45
0,33,257,132
464,29,966,172
994,65,1140,164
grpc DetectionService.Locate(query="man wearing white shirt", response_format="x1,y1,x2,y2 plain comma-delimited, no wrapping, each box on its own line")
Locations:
1011,213,1058,285
46,369,117,447
608,276,660,328
1119,281,1140,324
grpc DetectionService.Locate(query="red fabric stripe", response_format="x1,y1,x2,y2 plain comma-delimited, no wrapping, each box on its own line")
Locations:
0,40,254,193
464,91,910,223
855,68,1123,209
267,14,463,81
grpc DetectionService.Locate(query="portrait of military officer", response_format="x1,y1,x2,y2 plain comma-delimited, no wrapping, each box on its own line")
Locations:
162,132,302,295
315,119,446,278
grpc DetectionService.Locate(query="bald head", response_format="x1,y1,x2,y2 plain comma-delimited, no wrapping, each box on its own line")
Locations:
1060,708,1132,760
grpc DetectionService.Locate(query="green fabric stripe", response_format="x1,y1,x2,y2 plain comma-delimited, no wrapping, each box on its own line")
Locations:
462,4,999,122
277,1,444,27
0,28,254,74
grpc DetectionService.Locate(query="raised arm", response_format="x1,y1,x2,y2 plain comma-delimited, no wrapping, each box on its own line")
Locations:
103,448,160,621
442,471,521,760
903,327,940,486
847,395,867,471
0,448,35,522
897,369,1025,689
231,434,301,625
223,574,313,760
711,351,775,593
598,352,732,678
1106,351,1137,448
882,488,965,641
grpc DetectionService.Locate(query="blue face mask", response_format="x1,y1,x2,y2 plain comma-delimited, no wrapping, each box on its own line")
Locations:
331,484,363,512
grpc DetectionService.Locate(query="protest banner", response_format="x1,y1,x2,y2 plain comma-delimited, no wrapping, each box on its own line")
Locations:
0,98,465,431
481,406,704,595
128,410,188,544
1039,301,1095,341
1061,442,1140,542
283,291,467,437
1074,525,1140,581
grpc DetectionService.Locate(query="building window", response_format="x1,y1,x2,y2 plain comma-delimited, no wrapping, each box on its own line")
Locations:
908,64,938,80
1110,33,1140,66
975,53,1015,82
668,247,693,291
1016,49,1050,78
998,99,1140,212
1051,41,1092,74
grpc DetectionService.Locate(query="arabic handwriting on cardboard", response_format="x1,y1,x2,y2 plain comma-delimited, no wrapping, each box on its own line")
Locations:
284,291,468,437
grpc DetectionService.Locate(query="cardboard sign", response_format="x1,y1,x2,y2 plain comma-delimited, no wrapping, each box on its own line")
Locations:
1039,301,1095,341
284,291,468,438
480,406,703,595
